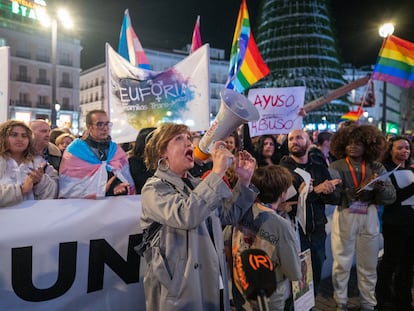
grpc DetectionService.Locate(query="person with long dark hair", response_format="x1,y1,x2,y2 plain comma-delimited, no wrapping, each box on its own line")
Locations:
0,120,58,207
376,136,414,311
128,127,156,194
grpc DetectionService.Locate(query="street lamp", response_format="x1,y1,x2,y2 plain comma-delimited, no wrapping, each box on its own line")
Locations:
40,8,73,128
378,22,394,134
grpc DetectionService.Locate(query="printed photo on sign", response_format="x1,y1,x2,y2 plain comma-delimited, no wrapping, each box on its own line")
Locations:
247,87,305,137
292,248,315,311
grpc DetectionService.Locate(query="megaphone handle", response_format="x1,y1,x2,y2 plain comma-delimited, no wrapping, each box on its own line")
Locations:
256,289,270,311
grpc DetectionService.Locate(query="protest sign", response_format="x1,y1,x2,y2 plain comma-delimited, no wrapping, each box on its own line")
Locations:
106,43,210,143
247,87,305,137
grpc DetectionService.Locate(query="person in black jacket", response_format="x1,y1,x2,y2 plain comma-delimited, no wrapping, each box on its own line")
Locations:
376,136,414,311
280,129,341,294
128,127,156,194
308,131,336,168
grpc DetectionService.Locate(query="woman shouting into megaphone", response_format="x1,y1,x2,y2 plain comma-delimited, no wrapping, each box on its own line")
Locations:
139,123,258,311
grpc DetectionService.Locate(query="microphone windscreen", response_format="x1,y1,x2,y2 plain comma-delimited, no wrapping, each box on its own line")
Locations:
235,248,276,300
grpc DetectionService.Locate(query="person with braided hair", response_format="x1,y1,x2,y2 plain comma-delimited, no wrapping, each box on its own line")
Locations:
328,124,396,311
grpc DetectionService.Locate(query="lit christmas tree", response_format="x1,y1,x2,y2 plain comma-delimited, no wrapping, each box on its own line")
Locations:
254,0,348,125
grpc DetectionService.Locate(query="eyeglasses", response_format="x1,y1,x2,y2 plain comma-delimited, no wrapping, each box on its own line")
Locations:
93,121,113,129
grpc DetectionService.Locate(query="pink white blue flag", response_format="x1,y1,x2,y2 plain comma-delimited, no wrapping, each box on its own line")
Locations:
118,9,151,70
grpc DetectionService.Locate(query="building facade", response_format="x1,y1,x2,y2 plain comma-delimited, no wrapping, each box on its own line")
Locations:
2,1,412,136
0,0,82,133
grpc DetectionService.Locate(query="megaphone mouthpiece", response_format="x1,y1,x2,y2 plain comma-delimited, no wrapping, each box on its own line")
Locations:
194,89,259,160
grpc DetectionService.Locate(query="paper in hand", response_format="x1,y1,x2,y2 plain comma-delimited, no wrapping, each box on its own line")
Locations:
293,168,311,234
357,164,400,193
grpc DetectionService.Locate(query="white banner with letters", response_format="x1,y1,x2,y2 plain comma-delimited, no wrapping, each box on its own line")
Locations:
247,87,305,137
107,43,210,144
0,196,145,311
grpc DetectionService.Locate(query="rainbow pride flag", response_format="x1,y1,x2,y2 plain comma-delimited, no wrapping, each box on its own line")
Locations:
190,16,202,54
225,0,270,93
340,106,364,122
372,35,414,88
118,9,151,70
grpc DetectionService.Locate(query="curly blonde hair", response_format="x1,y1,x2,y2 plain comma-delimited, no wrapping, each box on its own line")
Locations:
144,123,191,171
0,120,37,161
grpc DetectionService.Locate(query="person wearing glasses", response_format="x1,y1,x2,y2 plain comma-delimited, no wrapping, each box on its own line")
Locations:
59,109,135,198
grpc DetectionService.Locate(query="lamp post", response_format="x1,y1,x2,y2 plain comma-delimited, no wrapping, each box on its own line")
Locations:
40,9,73,128
51,18,57,127
378,22,395,134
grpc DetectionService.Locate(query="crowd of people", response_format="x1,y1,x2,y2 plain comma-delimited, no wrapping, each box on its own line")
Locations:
0,111,413,311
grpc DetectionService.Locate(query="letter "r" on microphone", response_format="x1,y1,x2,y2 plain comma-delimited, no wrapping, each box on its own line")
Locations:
249,254,273,271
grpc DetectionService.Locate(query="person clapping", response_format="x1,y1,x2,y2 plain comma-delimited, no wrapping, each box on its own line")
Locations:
0,120,58,207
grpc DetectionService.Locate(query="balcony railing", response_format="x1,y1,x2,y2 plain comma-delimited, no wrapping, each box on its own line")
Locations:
36,55,50,62
36,102,51,109
59,81,73,88
36,78,50,85
61,104,74,111
15,50,31,59
60,59,73,67
15,75,32,83
11,100,32,107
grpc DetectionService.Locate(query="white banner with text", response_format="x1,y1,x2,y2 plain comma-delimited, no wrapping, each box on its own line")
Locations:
247,87,305,137
0,196,145,311
106,43,210,144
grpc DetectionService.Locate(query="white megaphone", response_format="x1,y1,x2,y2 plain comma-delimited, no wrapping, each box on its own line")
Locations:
194,89,260,161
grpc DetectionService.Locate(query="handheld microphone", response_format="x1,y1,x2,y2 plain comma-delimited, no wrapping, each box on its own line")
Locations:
235,249,276,311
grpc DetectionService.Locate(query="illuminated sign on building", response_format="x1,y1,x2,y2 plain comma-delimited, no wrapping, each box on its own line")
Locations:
9,0,47,21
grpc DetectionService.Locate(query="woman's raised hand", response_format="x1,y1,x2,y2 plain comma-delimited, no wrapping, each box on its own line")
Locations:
234,150,256,187
211,141,234,177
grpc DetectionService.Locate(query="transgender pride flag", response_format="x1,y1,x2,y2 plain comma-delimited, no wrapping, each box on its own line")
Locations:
118,9,151,70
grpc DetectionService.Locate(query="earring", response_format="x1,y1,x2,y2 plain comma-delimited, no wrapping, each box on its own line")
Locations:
157,158,169,171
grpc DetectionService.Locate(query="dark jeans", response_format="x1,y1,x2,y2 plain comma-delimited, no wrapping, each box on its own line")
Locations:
376,224,414,311
300,230,327,295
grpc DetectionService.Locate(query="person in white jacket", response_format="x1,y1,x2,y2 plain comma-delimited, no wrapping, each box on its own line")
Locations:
0,120,58,207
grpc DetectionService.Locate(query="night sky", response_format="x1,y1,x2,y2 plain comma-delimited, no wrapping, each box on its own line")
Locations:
63,0,414,70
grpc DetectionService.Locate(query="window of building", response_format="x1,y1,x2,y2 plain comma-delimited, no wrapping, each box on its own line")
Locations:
60,52,72,66
18,92,30,106
37,95,48,107
62,72,70,83
36,47,49,62
18,65,28,79
62,97,70,109
61,72,72,88
39,68,47,79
